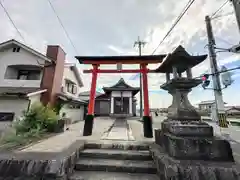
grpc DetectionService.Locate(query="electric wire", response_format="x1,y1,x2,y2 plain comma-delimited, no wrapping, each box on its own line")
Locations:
47,0,79,54
0,0,25,42
151,0,196,55
211,0,229,19
194,65,240,79
211,11,234,20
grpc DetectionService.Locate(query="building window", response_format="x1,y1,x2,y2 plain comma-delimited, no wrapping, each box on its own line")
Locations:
13,47,20,52
17,70,41,80
65,80,77,95
68,104,81,109
17,70,29,80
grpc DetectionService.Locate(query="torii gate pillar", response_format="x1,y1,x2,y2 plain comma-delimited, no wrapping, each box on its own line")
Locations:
83,64,98,136
141,64,153,138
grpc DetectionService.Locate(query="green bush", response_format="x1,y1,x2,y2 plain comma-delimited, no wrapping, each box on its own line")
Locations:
0,103,60,150
15,102,59,134
0,126,46,150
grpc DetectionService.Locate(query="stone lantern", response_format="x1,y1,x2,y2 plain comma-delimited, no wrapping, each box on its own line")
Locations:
151,45,239,180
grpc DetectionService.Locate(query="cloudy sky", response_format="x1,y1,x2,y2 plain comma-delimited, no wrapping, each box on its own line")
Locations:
0,0,240,108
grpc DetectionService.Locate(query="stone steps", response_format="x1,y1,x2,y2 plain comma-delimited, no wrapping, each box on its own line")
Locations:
69,171,159,180
84,141,150,150
80,149,152,160
70,142,158,180
75,158,157,174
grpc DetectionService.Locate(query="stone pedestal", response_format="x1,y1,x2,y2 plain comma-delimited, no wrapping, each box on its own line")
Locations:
150,142,239,180
152,120,239,180
155,120,234,161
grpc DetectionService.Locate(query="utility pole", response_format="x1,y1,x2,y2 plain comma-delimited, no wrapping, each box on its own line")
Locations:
231,0,240,33
205,16,228,128
134,36,146,118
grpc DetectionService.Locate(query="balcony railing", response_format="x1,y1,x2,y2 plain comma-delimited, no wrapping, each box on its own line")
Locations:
0,79,41,88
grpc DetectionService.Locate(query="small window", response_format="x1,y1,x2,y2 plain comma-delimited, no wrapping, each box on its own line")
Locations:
72,85,77,94
13,47,20,52
68,104,81,109
17,70,30,80
65,80,77,95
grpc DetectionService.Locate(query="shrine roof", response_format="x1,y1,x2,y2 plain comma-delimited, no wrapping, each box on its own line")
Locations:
154,45,207,73
103,78,140,95
75,55,166,64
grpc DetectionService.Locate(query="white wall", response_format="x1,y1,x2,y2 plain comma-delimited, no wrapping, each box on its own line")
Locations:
0,94,41,121
0,98,29,120
111,91,132,97
0,47,44,88
29,94,41,106
62,66,80,98
60,104,85,122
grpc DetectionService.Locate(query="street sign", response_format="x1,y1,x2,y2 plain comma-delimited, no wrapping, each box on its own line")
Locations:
220,66,233,87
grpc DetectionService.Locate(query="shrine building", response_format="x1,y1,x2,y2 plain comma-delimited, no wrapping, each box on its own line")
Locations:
95,78,139,117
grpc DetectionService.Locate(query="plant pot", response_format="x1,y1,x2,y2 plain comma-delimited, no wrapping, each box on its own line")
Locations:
54,119,65,133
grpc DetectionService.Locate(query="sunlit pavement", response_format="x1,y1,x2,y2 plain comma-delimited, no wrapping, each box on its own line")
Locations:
151,114,240,164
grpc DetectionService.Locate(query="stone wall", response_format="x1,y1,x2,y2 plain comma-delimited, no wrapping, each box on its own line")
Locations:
0,140,84,180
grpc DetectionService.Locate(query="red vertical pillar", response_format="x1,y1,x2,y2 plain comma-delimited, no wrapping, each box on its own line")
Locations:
141,64,150,116
83,64,98,136
88,64,98,115
141,64,153,138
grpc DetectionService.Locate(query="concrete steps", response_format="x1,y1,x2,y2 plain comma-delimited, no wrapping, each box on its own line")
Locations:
75,158,156,174
69,171,159,180
80,149,152,160
69,142,158,180
84,141,150,150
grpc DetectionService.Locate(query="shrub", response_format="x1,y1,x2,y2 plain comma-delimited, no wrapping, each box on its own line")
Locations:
0,103,60,150
15,102,59,134
54,100,65,115
0,125,46,150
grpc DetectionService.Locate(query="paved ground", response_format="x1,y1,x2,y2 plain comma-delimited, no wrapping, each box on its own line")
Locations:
101,117,135,141
20,114,240,163
21,117,114,152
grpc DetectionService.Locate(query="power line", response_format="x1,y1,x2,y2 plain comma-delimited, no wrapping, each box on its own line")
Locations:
151,0,196,55
211,0,229,19
0,1,54,67
211,11,234,20
47,0,79,54
194,65,240,79
0,0,25,42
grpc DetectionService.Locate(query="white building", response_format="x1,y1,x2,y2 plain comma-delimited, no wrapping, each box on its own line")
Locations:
58,64,86,122
198,100,226,112
0,39,86,122
79,78,139,117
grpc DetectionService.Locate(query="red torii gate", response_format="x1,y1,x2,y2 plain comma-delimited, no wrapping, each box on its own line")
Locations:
75,55,166,138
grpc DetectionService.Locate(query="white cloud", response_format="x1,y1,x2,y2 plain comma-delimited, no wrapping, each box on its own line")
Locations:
108,45,123,54
219,54,240,65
